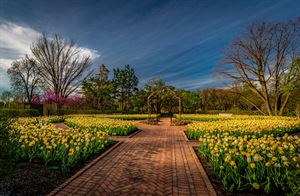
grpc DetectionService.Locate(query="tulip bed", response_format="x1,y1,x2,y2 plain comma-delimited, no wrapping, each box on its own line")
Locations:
188,115,300,195
177,114,295,121
199,133,300,194
17,116,66,124
99,114,157,120
10,120,112,170
187,118,300,140
68,114,158,120
65,116,138,136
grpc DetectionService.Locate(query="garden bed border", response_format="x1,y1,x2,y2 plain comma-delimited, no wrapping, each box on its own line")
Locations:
181,130,199,144
48,141,123,195
188,142,217,195
109,129,142,139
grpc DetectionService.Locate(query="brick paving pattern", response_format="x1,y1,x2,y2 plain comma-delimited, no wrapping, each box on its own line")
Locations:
50,119,216,196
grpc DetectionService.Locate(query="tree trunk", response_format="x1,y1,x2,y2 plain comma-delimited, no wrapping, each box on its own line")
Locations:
279,94,290,116
296,103,300,117
261,84,273,116
274,94,282,116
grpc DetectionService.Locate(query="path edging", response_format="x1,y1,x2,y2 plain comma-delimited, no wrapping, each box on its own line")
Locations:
181,127,217,195
183,130,199,143
108,129,142,140
48,141,123,196
188,144,217,196
181,130,199,147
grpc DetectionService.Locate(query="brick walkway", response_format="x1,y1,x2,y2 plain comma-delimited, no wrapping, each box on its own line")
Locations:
50,119,216,196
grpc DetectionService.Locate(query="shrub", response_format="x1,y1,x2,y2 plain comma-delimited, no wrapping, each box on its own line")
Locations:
0,108,40,117
57,109,108,115
0,113,13,157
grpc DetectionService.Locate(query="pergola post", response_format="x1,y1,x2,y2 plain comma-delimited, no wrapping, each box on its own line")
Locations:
178,97,182,120
147,97,151,123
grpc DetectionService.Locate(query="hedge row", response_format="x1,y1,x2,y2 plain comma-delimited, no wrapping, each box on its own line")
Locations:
57,109,112,115
0,109,40,117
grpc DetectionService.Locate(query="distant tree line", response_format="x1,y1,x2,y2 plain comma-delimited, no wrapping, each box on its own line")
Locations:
1,17,299,116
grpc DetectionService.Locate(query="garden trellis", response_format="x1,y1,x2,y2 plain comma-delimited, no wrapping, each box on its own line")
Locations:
147,84,182,122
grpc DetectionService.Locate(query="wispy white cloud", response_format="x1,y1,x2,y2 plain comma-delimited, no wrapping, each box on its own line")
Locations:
0,21,100,90
0,22,40,56
0,67,10,89
78,47,101,60
168,74,227,90
0,59,14,70
0,22,40,70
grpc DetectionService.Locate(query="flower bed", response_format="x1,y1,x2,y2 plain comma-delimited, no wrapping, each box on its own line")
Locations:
67,114,158,120
11,121,112,170
187,118,300,140
176,114,296,121
198,133,300,194
65,116,138,136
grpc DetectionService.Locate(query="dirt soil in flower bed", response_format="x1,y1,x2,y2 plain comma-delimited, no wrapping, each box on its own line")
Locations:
192,147,282,196
0,142,116,195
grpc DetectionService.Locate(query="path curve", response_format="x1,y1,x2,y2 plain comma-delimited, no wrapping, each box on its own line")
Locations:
50,118,216,196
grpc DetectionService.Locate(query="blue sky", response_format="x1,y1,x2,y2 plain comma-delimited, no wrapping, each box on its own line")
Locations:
0,0,299,91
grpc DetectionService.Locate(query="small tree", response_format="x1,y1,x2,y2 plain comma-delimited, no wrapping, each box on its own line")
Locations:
113,65,138,113
7,56,40,104
83,64,114,111
177,90,200,113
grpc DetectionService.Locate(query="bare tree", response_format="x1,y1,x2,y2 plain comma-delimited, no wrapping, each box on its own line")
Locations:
223,19,300,115
7,56,40,104
31,34,92,103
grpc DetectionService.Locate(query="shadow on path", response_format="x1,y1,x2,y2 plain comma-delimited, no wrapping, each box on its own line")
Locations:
50,118,216,196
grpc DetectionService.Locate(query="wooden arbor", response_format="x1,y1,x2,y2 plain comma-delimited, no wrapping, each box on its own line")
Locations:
147,84,182,122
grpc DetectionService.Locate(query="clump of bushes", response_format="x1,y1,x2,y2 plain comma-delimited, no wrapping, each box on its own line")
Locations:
0,113,13,157
0,109,40,117
57,109,110,115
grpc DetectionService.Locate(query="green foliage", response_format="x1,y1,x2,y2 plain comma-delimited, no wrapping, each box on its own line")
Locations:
82,64,114,111
0,108,39,117
280,58,300,94
177,90,200,113
57,109,111,115
143,78,181,114
0,91,13,107
113,65,138,113
144,77,165,92
131,89,148,113
199,88,243,111
0,113,13,157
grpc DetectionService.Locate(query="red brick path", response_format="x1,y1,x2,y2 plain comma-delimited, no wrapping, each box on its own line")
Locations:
50,119,216,196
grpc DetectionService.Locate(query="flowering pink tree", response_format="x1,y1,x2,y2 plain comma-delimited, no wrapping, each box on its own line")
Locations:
30,94,41,104
41,92,85,109
41,92,66,105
